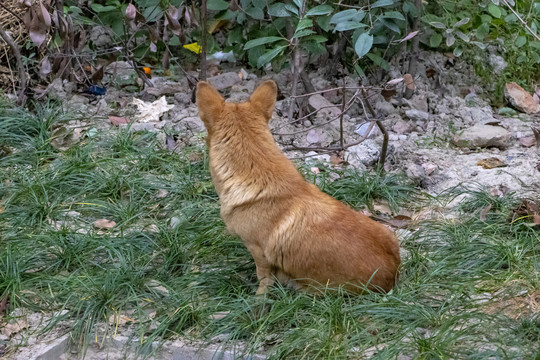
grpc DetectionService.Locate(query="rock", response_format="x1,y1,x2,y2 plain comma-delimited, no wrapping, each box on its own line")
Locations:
504,82,540,114
120,123,155,132
375,100,397,115
46,78,66,99
305,151,331,164
347,139,380,166
308,94,340,118
207,72,242,90
489,54,508,73
465,106,496,124
405,109,429,121
180,116,206,133
404,93,428,112
519,136,537,148
174,92,193,106
144,83,187,97
453,125,510,149
392,120,412,134
89,26,114,48
105,61,138,83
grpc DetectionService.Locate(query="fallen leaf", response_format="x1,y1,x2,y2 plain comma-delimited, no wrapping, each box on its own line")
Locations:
490,185,510,197
108,313,134,326
398,31,419,43
330,154,345,165
125,3,136,20
386,78,404,86
532,127,540,146
403,73,416,91
425,68,436,78
1,318,27,337
310,167,320,174
132,96,174,123
209,311,230,320
534,215,540,225
479,204,492,221
386,215,413,228
477,157,506,169
373,202,392,215
381,88,397,101
108,116,129,126
91,66,104,83
93,219,116,229
519,136,536,148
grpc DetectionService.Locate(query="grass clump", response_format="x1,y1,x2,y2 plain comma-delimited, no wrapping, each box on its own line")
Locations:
1,103,539,359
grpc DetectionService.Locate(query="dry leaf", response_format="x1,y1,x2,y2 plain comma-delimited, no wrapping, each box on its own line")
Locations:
310,167,320,174
479,204,492,221
209,311,230,320
534,215,540,225
108,116,129,126
477,157,506,169
330,154,345,165
403,73,416,91
1,318,28,337
373,202,392,215
532,127,540,146
93,219,116,229
91,66,104,83
490,185,510,197
132,96,174,123
125,3,136,20
425,68,436,78
398,31,419,43
386,215,413,228
108,313,134,326
39,56,51,79
381,88,397,101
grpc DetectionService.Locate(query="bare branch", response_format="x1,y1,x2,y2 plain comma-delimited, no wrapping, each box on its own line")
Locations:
0,26,27,105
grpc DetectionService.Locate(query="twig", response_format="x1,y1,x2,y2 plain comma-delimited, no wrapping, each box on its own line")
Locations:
404,0,422,99
339,79,346,149
362,88,388,171
501,0,540,41
0,26,27,105
0,1,24,23
200,0,207,80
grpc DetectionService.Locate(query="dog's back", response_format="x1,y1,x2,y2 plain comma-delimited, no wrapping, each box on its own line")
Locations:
196,80,400,293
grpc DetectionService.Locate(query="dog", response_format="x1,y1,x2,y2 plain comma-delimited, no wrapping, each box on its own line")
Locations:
196,80,400,294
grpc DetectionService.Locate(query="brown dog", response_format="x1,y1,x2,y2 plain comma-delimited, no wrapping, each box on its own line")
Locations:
196,80,400,294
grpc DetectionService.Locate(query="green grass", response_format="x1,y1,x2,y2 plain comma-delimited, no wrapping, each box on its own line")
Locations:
1,101,539,359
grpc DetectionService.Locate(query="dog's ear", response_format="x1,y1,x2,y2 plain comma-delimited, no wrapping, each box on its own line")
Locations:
250,80,277,120
196,81,224,128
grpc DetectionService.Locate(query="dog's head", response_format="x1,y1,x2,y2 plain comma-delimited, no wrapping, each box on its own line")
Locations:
196,80,278,134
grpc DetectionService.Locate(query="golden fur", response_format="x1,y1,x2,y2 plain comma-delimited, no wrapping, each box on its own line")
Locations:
196,80,400,294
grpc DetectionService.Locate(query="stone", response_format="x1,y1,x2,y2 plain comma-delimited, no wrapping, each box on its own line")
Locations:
489,54,508,73
120,123,155,132
105,61,138,83
308,94,341,118
145,83,187,97
46,78,66,99
405,93,428,112
375,100,397,115
174,92,193,106
207,72,242,90
504,82,540,114
347,139,380,166
392,120,412,134
181,116,206,133
465,106,496,124
405,109,429,121
453,125,510,149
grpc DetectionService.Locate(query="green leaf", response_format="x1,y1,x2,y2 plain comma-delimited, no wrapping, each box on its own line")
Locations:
252,0,266,8
305,5,333,16
244,36,285,50
305,35,328,43
245,6,264,19
453,45,463,57
380,18,401,33
429,33,442,47
476,23,490,39
371,0,394,9
367,53,390,70
297,18,313,30
293,0,302,9
293,29,316,38
268,3,290,17
317,15,332,32
334,21,367,32
515,35,527,48
488,4,501,19
257,45,287,68
402,1,418,17
300,41,326,55
529,41,540,50
169,36,180,46
383,11,405,21
207,0,229,11
516,54,527,64
90,4,116,12
429,22,446,29
330,9,358,24
354,32,373,58
284,4,299,16
455,31,470,42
